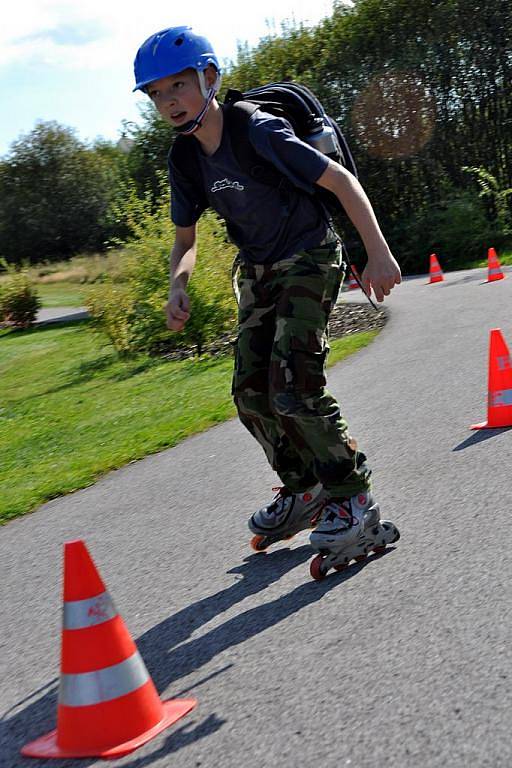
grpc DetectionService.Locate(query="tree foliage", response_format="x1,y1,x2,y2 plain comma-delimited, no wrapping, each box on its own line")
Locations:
121,105,175,204
0,122,128,264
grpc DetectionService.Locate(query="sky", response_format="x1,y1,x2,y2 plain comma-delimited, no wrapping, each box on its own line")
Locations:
0,0,341,158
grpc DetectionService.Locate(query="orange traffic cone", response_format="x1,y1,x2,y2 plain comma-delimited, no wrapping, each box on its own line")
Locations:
347,265,360,290
428,253,444,284
21,540,196,759
485,247,505,283
471,329,512,430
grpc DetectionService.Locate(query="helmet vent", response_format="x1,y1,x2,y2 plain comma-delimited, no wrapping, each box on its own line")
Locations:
174,36,184,46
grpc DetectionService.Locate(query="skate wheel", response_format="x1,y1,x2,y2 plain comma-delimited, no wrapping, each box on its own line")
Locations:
334,563,348,572
250,534,268,552
354,554,367,563
373,545,387,554
310,554,327,581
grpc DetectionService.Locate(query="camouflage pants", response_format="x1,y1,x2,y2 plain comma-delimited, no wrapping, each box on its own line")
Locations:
232,242,372,498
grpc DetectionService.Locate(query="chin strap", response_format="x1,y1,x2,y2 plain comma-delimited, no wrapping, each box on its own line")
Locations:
174,87,217,135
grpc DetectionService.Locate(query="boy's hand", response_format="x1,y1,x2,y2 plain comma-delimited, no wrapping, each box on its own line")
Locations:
361,250,402,303
165,288,191,331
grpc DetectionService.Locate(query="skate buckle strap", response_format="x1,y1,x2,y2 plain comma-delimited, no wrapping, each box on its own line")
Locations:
265,486,292,516
322,499,357,527
273,485,293,495
271,485,294,500
272,486,313,503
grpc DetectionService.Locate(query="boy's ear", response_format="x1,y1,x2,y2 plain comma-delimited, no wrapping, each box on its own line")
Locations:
204,64,218,88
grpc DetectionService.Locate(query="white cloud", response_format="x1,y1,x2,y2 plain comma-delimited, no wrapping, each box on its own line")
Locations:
0,0,338,71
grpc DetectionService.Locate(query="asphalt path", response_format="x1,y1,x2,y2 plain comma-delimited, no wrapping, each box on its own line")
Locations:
35,307,89,325
1,267,511,768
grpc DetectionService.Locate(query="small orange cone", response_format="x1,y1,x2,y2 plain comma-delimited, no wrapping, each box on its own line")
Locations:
471,329,512,430
485,247,505,283
428,253,444,284
347,265,360,290
21,540,196,759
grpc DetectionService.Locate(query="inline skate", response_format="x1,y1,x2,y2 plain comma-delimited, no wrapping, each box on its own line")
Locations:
249,483,327,552
309,491,400,580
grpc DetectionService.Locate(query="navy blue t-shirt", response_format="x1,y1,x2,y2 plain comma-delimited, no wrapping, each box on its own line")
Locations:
168,110,330,264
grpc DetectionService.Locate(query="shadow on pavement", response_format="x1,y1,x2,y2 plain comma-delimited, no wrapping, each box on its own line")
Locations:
113,713,226,768
453,425,512,451
438,273,485,287
138,546,394,692
2,545,393,767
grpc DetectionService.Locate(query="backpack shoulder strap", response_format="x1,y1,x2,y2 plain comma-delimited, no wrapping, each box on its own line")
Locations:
168,134,208,209
222,101,283,187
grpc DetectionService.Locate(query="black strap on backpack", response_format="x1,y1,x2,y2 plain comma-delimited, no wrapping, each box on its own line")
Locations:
222,100,285,190
168,135,207,220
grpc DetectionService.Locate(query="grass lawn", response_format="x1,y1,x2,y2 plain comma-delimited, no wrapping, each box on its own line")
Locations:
36,282,87,308
0,321,378,524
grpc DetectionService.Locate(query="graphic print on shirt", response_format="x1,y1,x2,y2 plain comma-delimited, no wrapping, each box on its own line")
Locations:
211,178,245,193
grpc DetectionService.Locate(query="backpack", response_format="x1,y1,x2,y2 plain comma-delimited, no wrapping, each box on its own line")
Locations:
169,80,358,224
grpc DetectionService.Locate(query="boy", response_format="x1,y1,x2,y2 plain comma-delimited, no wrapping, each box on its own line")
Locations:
133,26,401,576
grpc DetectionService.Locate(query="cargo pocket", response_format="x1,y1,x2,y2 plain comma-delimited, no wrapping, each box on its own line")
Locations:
324,252,345,314
287,327,329,393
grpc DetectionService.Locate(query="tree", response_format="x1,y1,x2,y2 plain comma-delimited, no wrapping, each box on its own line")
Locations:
0,122,126,264
122,104,175,205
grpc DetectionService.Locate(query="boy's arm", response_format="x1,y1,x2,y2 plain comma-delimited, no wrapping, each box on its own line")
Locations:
316,160,401,302
166,224,197,331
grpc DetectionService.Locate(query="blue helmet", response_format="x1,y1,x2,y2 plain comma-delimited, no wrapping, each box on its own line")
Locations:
133,26,221,93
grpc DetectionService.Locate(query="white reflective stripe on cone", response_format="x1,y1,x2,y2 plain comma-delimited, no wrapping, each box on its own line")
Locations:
59,651,149,706
63,591,117,630
490,388,512,407
488,268,503,275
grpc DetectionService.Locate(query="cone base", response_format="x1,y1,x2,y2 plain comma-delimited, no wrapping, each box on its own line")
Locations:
20,697,197,760
470,419,512,430
428,277,444,284
486,275,505,283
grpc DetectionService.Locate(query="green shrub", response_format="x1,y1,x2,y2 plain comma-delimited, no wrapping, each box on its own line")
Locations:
463,166,512,236
390,189,499,273
85,283,136,354
0,266,42,328
86,183,238,356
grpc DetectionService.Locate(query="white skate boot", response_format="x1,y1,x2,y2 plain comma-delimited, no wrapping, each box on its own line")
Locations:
309,491,400,580
249,483,327,552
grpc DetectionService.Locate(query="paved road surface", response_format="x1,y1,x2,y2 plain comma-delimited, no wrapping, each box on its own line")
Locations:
35,307,89,325
1,267,511,767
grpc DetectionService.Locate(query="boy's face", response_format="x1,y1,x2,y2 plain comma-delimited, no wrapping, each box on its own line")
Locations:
146,68,206,128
